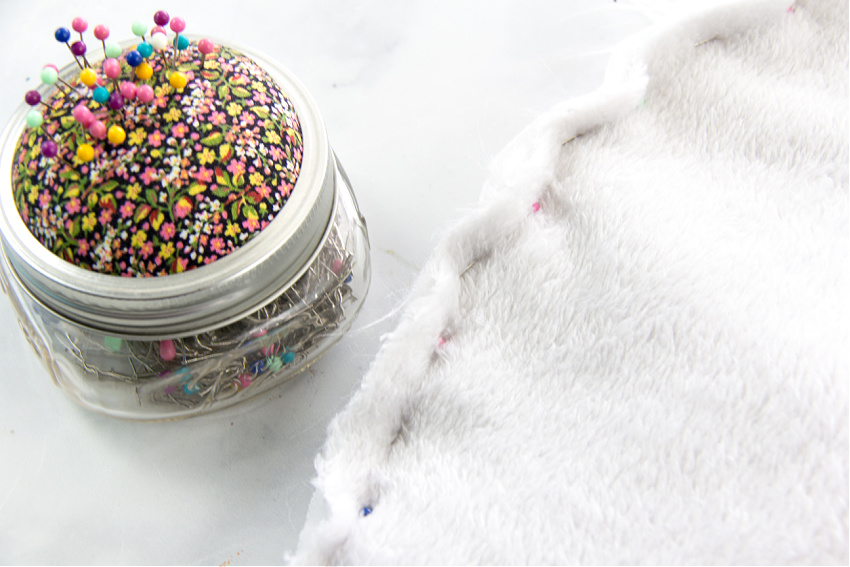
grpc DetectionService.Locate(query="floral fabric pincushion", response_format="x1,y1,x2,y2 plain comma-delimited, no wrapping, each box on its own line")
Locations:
11,44,303,277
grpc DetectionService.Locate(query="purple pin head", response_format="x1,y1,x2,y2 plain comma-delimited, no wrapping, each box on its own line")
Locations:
153,10,170,26
108,91,125,110
41,140,58,158
70,41,87,57
24,90,41,106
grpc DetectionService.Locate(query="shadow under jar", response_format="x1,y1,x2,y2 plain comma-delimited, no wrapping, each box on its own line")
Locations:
0,40,370,420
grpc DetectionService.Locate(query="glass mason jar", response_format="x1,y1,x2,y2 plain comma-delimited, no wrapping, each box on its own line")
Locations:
0,41,370,420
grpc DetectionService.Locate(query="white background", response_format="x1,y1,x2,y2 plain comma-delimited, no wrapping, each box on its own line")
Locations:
0,1,686,563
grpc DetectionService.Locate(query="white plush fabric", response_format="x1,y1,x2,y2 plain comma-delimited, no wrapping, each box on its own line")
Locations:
291,0,849,563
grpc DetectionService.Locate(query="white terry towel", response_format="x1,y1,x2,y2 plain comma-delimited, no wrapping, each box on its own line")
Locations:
291,0,848,563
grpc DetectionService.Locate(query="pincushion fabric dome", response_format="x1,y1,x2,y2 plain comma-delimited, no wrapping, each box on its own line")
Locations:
10,44,303,277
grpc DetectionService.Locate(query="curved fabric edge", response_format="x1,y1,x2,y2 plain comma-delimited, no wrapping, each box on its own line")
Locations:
287,0,793,563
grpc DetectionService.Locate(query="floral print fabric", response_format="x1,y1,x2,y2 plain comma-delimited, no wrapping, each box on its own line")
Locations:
11,44,303,277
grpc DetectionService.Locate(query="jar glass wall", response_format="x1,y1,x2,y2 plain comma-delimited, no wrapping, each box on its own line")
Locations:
0,160,369,420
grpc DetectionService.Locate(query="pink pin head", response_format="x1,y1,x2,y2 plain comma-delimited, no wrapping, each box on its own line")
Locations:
72,17,88,33
45,63,59,73
93,24,109,40
153,10,170,26
151,25,167,36
159,339,176,361
119,81,137,100
136,84,154,103
72,103,94,127
170,17,185,33
102,58,121,79
79,112,96,128
197,38,214,55
88,120,107,140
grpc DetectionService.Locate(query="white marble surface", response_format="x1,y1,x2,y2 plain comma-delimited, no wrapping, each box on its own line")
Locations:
0,1,681,563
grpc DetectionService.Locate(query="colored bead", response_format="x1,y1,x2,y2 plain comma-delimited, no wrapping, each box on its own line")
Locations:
282,351,295,365
131,20,147,37
135,62,153,80
149,32,168,51
79,111,95,128
136,84,154,103
103,58,121,79
40,140,58,158
331,258,343,274
119,81,137,100
107,91,125,110
72,104,95,127
76,143,95,162
104,41,122,59
153,10,170,26
24,90,41,106
107,125,126,145
54,27,71,43
531,202,541,213
40,66,59,85
70,41,87,57
237,374,252,389
169,71,187,90
159,339,176,361
92,86,109,104
93,24,109,40
266,357,283,372
170,17,186,33
71,17,88,33
79,68,97,87
103,336,122,351
197,38,214,55
361,507,373,517
125,50,143,67
25,110,43,128
249,360,265,374
176,35,189,50
137,42,153,58
89,120,107,140
151,25,167,36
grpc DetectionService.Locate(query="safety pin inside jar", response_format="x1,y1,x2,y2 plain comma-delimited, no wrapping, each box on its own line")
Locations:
0,40,370,420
